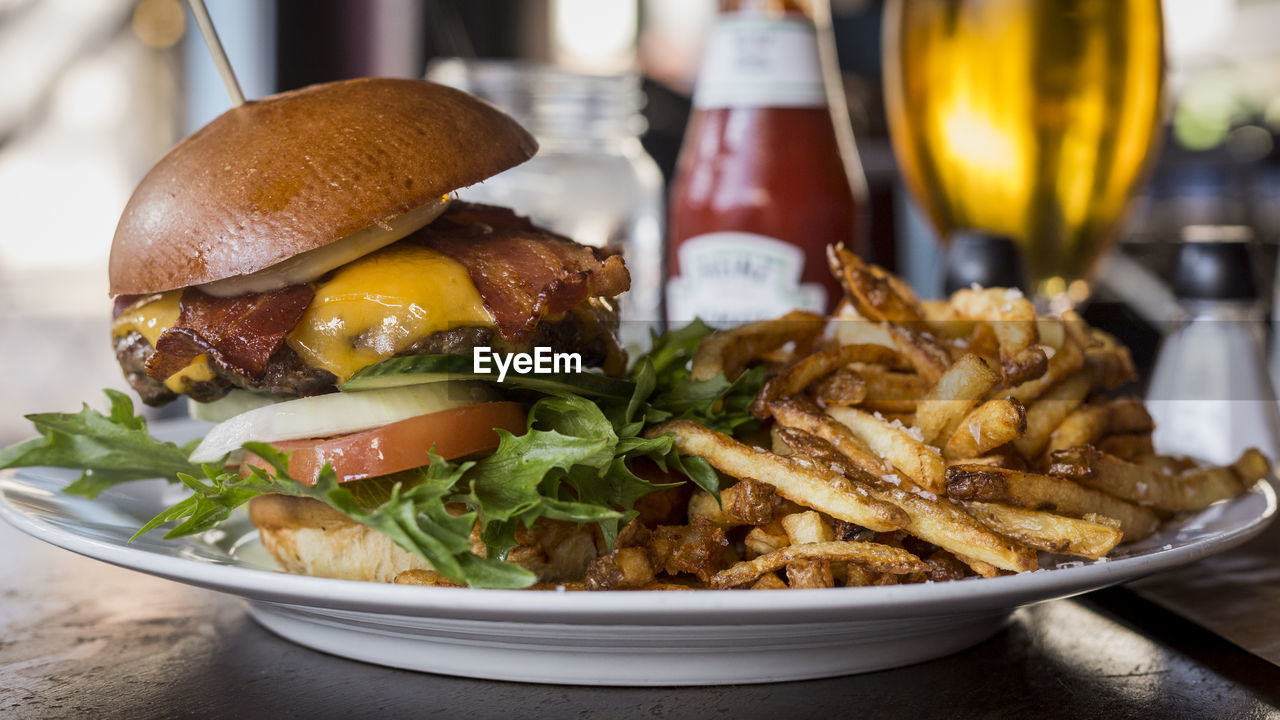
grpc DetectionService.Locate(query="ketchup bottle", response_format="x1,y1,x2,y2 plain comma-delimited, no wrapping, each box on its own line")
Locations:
666,0,868,327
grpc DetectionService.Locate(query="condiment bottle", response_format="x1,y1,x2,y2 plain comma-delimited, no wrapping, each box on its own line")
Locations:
1147,226,1280,464
665,0,867,327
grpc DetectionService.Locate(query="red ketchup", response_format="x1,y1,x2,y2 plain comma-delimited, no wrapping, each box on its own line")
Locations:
666,0,866,328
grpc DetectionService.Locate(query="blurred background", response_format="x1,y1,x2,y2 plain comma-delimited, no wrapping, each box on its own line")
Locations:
2,0,1280,443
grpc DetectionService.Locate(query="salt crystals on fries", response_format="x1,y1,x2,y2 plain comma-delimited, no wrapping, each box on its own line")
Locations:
629,247,1270,590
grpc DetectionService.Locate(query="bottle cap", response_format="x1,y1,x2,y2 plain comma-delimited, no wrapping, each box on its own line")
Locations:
942,230,1028,295
1172,225,1258,301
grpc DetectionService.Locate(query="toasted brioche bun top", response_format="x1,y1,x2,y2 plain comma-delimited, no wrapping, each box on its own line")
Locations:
109,78,537,295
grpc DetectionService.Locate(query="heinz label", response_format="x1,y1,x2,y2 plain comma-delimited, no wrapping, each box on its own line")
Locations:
666,232,826,328
693,16,826,110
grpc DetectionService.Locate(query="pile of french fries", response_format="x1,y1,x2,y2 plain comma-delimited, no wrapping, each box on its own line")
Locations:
588,247,1269,590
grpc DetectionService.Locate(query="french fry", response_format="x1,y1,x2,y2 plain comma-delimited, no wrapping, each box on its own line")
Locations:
776,428,1039,572
782,511,836,545
753,344,899,418
723,478,777,525
1060,309,1095,350
1082,513,1122,529
946,463,1160,540
949,286,1046,385
1231,447,1272,484
633,581,696,591
689,480,779,530
842,564,877,586
915,353,1001,445
710,541,928,589
811,367,869,408
1048,445,1252,512
1105,396,1155,434
946,452,1027,471
962,501,1123,559
1085,329,1137,389
687,490,733,528
858,365,931,413
615,547,655,586
830,314,897,350
787,559,836,588
882,412,917,426
528,581,589,591
393,569,463,587
1096,433,1155,461
828,244,924,323
584,547,658,590
1037,318,1066,350
920,299,960,324
1002,347,1049,387
951,553,1005,578
1045,403,1110,455
1133,454,1197,475
826,405,947,493
1004,334,1084,405
942,397,1027,460
744,525,791,557
1013,366,1095,459
750,573,788,590
691,310,825,382
769,397,895,477
887,324,952,384
957,323,1002,368
648,420,908,532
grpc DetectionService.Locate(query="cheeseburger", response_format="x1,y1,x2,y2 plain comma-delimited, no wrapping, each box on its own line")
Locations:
106,78,631,583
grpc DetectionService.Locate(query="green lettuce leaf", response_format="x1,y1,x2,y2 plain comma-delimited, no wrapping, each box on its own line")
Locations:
0,390,206,498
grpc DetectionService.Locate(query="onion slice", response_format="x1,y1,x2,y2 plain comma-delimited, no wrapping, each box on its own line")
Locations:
188,381,493,463
198,195,451,297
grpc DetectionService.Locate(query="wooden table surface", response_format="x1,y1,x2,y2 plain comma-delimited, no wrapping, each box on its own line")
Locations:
3,519,1279,719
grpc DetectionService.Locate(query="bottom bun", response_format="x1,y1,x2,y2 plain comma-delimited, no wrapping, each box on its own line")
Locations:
248,494,601,584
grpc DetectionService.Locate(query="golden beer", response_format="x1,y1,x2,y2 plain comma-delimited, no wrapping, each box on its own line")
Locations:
883,0,1164,297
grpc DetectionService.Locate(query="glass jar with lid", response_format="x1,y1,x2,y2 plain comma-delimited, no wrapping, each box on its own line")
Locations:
427,59,665,350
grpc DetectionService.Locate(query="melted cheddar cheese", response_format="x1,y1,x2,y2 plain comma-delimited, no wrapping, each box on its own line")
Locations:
111,292,216,392
111,244,494,389
287,244,493,382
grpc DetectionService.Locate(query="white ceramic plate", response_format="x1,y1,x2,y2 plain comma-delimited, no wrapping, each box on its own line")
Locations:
1,441,1274,686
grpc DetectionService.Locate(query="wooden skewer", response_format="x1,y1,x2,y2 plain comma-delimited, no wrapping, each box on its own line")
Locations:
186,0,246,106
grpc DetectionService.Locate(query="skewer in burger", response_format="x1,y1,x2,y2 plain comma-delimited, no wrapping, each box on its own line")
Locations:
107,78,632,584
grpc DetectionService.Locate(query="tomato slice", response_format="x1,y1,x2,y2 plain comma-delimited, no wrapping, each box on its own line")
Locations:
242,401,527,484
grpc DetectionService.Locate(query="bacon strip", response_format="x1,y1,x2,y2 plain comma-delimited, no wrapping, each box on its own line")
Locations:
145,285,314,381
411,203,631,342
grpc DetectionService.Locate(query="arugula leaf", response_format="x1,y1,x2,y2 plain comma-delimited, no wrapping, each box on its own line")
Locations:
457,396,615,522
645,319,716,383
626,320,766,434
0,390,207,498
132,465,274,540
667,452,719,499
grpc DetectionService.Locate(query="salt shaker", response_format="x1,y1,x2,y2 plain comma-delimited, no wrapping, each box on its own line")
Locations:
1146,226,1280,464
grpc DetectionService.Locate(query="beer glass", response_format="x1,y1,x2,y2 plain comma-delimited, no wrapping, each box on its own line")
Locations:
883,0,1164,303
